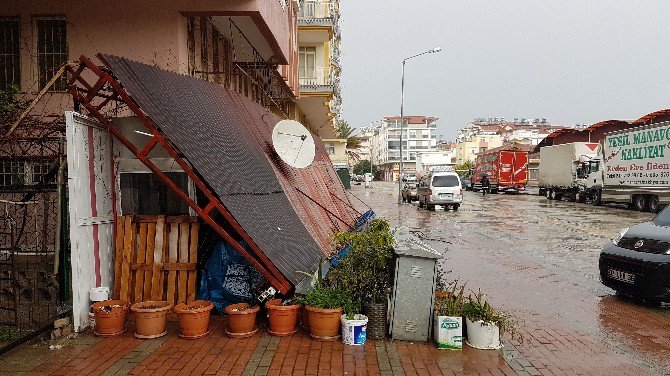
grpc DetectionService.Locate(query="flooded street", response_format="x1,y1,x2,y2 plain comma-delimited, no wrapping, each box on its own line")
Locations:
353,182,670,375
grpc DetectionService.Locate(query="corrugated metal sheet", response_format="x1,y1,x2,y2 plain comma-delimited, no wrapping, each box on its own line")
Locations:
100,55,363,286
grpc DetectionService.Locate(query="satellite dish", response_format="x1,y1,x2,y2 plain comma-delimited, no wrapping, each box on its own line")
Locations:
271,120,316,168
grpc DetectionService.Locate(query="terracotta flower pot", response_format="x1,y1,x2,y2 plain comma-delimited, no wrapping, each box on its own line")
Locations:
174,300,214,339
130,300,172,339
305,305,343,341
92,299,129,337
225,303,260,338
265,299,302,336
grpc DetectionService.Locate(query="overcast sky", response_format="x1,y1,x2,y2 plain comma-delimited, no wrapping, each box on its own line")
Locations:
339,1,670,140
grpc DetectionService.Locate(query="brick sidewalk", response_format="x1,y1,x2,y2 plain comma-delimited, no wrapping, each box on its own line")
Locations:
1,316,523,376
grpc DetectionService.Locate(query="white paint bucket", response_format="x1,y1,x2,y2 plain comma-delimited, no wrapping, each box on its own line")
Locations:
465,318,502,349
89,287,110,302
341,314,368,345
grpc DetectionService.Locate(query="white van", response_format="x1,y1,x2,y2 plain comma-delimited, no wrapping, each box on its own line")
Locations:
417,171,463,210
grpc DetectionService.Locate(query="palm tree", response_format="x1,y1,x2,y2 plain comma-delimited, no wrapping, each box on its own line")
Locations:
335,119,362,162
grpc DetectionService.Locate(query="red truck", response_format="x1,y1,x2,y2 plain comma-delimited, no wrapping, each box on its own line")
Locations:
471,145,530,193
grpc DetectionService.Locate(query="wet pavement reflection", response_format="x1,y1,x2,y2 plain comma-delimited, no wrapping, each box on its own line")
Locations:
353,182,669,375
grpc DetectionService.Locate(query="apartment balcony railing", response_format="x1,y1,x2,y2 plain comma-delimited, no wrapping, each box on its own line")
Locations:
298,1,337,26
299,67,334,92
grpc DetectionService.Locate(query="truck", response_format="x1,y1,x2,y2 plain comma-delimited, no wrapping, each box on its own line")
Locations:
538,142,600,201
471,146,529,193
580,121,670,213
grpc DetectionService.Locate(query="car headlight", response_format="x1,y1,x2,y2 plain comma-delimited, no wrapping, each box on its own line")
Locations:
613,227,629,246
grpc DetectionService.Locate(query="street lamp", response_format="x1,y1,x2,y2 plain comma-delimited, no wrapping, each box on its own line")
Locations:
398,47,442,204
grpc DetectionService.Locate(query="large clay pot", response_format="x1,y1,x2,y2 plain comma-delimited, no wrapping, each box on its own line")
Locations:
266,299,301,336
305,305,342,341
130,301,172,339
174,300,214,339
92,300,129,337
225,303,260,338
299,305,310,330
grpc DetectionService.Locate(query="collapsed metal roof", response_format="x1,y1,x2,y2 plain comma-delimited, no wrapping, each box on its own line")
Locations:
67,54,364,293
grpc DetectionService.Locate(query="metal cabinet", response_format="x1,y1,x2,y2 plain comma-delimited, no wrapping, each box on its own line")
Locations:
389,227,441,342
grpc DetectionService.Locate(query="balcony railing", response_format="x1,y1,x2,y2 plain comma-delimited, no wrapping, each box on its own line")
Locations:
299,67,333,91
299,1,336,19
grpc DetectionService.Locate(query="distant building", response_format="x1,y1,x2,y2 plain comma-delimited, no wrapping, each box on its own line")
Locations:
370,116,438,181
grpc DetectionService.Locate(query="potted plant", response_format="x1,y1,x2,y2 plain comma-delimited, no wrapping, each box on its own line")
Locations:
174,300,214,339
329,219,395,340
130,300,172,339
433,281,466,350
462,290,515,349
296,266,354,341
266,298,302,336
224,302,260,338
92,299,129,337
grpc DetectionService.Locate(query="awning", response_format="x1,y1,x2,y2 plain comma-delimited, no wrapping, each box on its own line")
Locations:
67,54,364,293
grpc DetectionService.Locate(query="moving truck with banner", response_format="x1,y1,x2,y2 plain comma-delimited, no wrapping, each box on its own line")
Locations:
471,146,529,193
580,121,670,213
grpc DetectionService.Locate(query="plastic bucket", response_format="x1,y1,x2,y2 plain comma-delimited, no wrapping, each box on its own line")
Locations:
89,287,110,302
465,318,501,349
341,314,368,346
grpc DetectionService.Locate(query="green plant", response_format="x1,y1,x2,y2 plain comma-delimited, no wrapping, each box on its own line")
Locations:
329,219,395,308
353,160,378,176
296,262,356,314
434,280,466,317
462,289,517,337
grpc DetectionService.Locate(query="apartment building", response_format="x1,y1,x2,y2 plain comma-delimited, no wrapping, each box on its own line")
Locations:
296,0,345,167
373,116,438,181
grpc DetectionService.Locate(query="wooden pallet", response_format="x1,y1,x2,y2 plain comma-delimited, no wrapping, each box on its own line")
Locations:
114,215,199,306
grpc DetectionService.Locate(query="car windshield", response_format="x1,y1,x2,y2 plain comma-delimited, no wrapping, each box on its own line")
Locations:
405,182,417,189
652,206,670,226
432,175,460,187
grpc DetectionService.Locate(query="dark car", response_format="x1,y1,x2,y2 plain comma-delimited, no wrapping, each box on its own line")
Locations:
401,182,418,203
599,205,670,302
461,177,472,191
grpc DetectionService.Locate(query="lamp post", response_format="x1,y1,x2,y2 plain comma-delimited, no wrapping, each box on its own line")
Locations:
398,47,441,204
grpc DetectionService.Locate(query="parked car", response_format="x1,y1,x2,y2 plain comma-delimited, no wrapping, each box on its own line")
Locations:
402,182,418,203
599,205,670,302
461,177,472,191
416,171,463,210
402,172,417,182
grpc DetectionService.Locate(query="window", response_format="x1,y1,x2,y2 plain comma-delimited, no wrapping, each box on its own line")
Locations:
325,143,335,155
299,46,316,78
0,18,20,91
0,158,58,189
469,148,476,154
36,17,68,91
432,175,460,187
409,130,416,138
120,172,190,215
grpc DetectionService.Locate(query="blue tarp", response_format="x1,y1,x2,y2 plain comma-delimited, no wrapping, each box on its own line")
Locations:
197,241,265,313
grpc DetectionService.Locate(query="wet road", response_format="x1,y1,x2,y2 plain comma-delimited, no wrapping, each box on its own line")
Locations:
352,182,670,375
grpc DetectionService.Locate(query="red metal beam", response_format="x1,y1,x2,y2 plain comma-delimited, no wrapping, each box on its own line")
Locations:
68,55,293,294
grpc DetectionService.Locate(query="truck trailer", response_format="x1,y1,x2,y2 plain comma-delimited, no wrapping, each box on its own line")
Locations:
471,146,529,193
580,121,670,213
538,142,600,201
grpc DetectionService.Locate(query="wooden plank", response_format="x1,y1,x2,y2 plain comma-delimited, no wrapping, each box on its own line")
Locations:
130,263,196,271
187,223,199,303
143,222,156,301
135,215,197,223
120,216,134,303
166,222,179,306
151,216,165,300
113,216,125,299
134,223,147,303
177,222,190,304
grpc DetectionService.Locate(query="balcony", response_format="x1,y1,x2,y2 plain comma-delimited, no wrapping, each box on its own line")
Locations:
298,1,338,26
299,67,333,92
